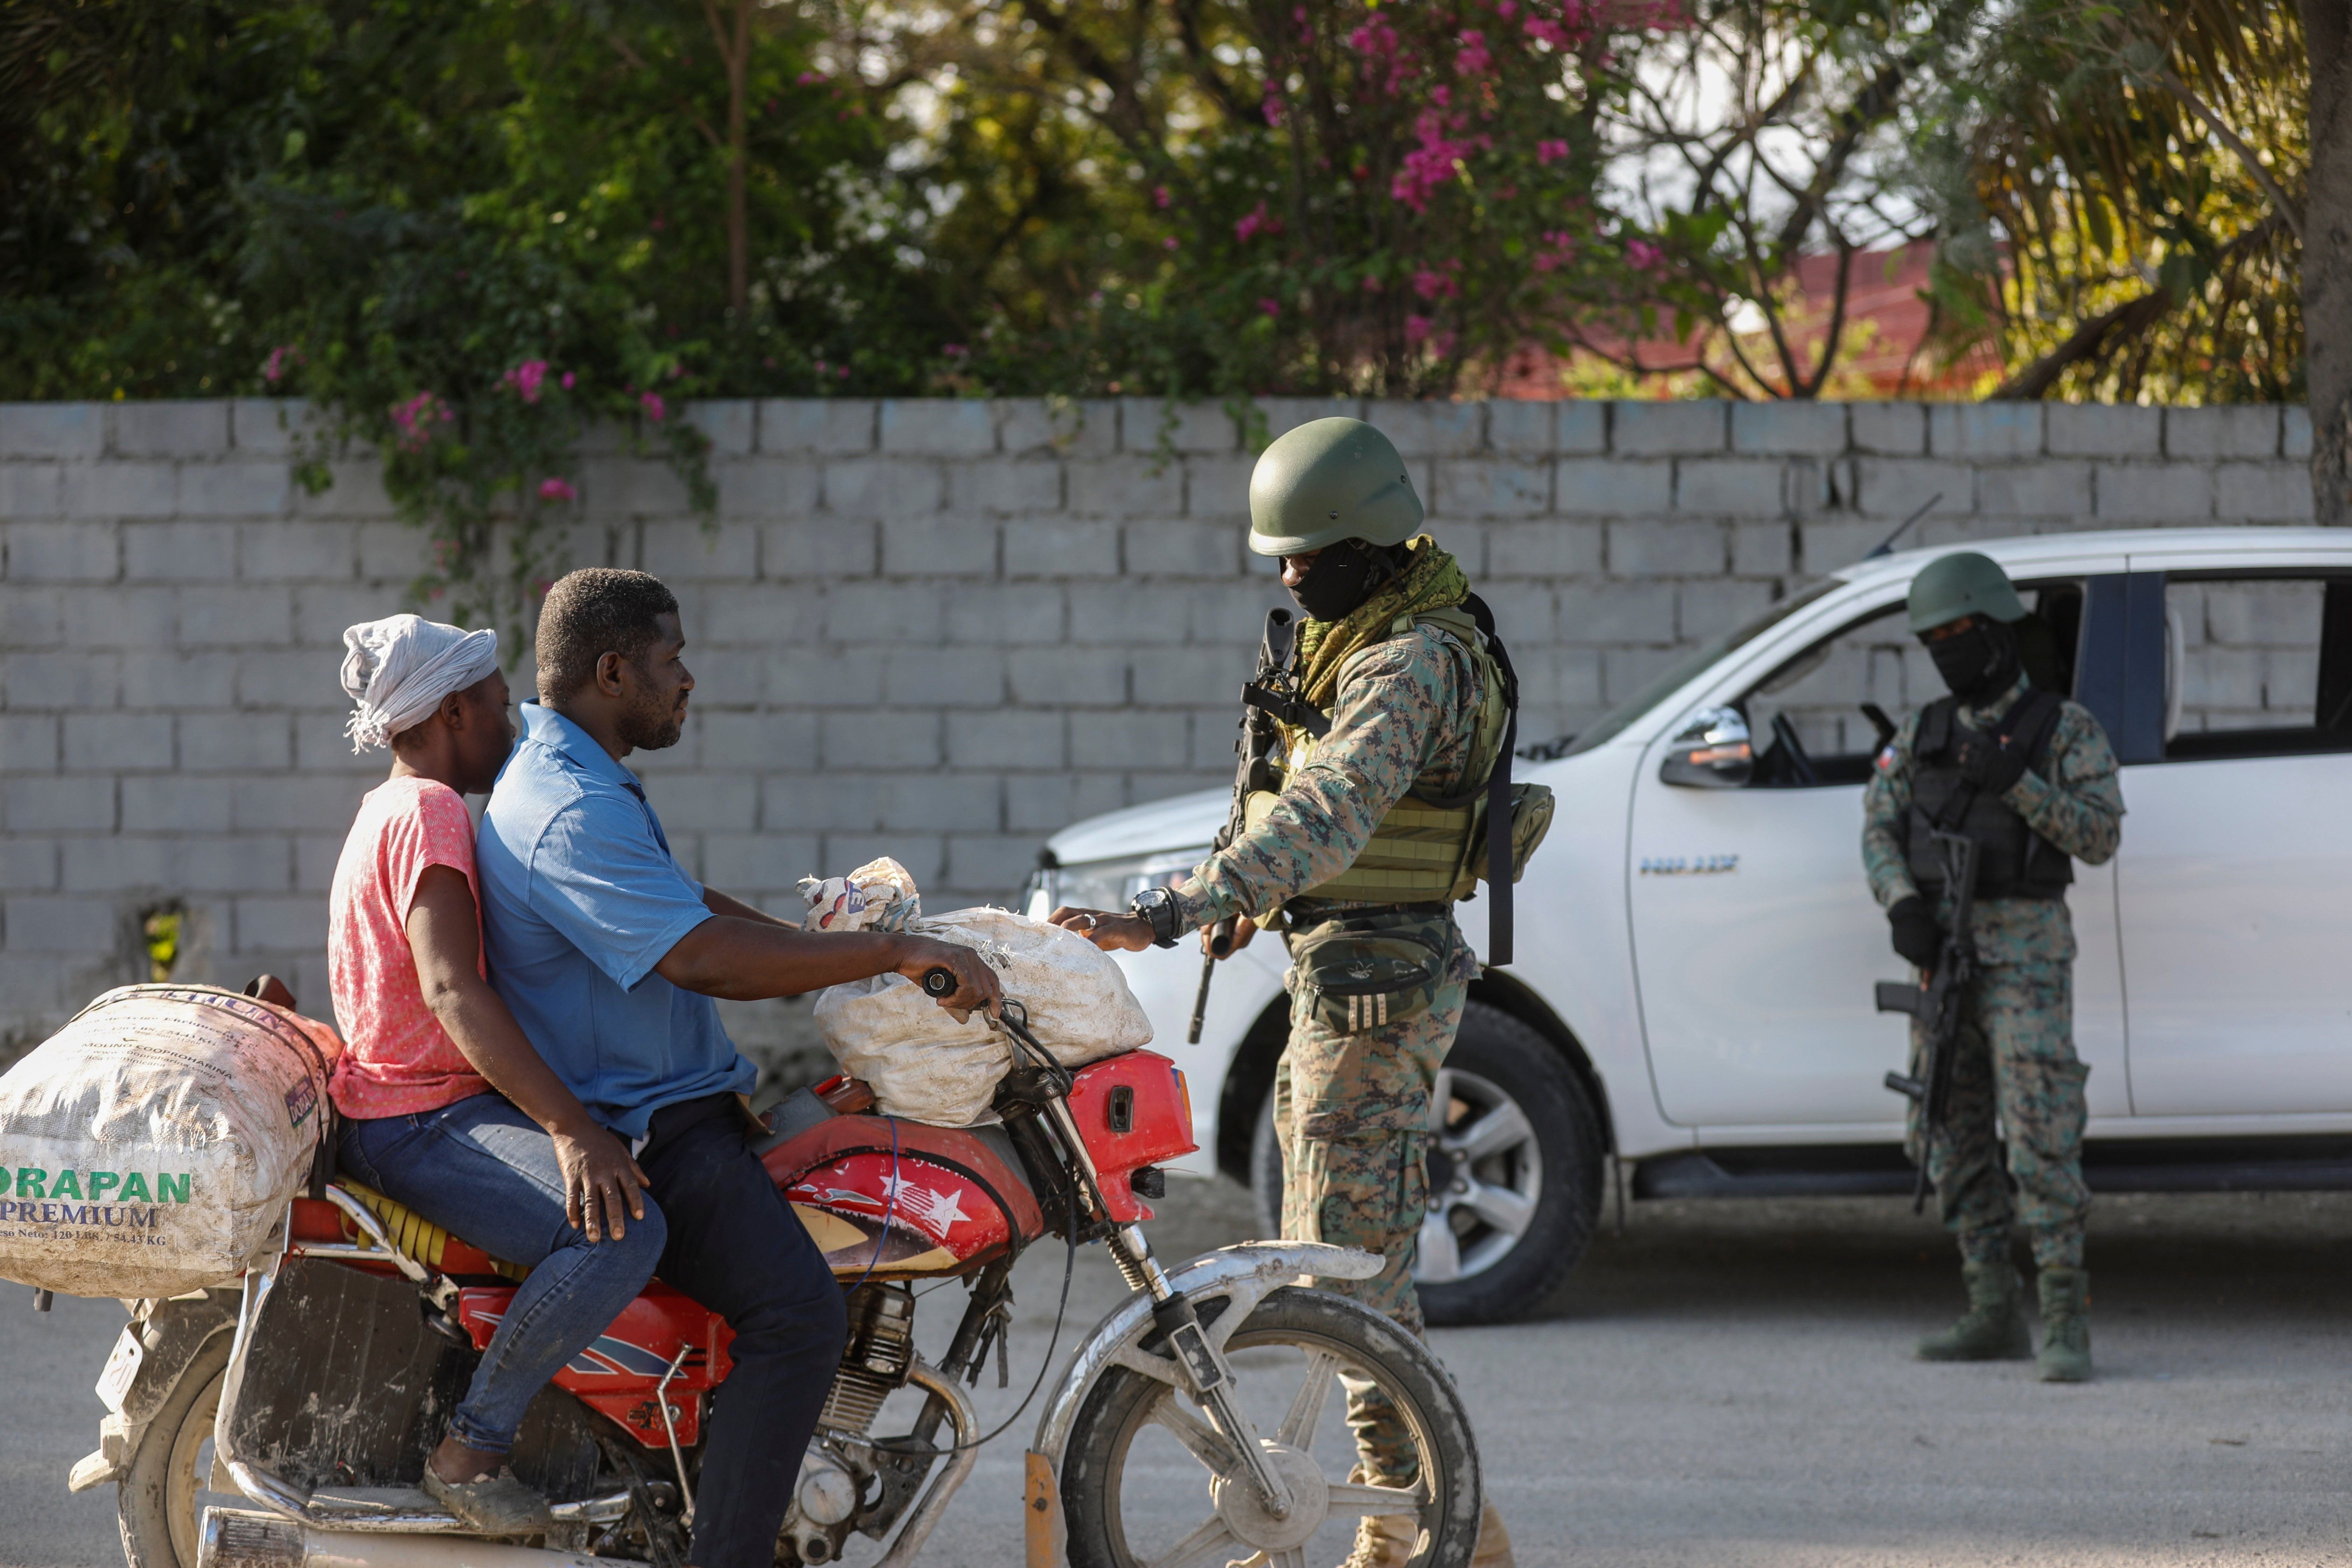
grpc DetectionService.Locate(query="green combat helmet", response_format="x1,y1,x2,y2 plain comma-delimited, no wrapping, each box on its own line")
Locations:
1907,550,2028,634
1247,417,1423,556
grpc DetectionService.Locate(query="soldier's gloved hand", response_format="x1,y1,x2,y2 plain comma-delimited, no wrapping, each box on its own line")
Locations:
1887,896,1941,971
1956,733,2032,796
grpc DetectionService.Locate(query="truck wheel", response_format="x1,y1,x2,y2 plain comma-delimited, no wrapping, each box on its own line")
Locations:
118,1331,236,1568
1251,1000,1603,1325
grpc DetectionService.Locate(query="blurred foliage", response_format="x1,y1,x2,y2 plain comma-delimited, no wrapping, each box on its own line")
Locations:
0,0,2316,611
1911,0,2307,403
847,0,1686,401
0,0,940,628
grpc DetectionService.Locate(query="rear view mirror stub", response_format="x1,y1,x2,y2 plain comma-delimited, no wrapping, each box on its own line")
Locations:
1661,706,1754,788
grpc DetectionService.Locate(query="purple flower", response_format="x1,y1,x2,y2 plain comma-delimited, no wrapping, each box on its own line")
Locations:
1537,139,1569,166
538,477,576,503
503,360,549,403
640,392,666,422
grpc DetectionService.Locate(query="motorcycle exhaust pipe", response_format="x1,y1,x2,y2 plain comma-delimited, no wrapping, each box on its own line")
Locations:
201,1509,608,1568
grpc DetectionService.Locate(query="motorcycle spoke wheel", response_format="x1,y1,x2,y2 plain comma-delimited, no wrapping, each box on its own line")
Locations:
1059,1287,1479,1568
1141,1513,1246,1568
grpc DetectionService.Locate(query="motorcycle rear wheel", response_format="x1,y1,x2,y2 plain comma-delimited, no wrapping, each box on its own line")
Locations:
118,1331,237,1568
1059,1286,1480,1568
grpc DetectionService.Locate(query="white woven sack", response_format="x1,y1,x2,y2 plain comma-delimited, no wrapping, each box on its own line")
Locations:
918,907,1154,1067
811,908,1153,1127
0,986,342,1298
812,977,1011,1128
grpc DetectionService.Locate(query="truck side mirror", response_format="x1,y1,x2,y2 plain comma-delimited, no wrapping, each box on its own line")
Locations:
1660,707,1754,788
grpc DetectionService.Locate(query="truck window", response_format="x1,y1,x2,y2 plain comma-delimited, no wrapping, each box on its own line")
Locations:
1740,580,2085,787
2163,574,2352,760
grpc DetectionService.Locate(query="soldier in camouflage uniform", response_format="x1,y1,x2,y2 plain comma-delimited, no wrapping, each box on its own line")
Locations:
1055,417,1515,1567
1862,551,2124,1382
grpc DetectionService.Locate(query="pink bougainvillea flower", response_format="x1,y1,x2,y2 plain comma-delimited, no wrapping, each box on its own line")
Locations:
837,365,851,379
1154,185,1172,209
502,360,549,403
1391,109,1490,212
943,343,969,358
261,345,300,384
1235,200,1284,244
1262,82,1285,128
389,391,449,453
1454,30,1492,76
1164,236,1180,251
640,391,667,422
1258,297,1281,318
1537,139,1570,166
1412,268,1455,301
1404,315,1435,348
1348,15,1402,96
538,477,576,503
1361,273,1384,293
1525,16,1574,48
796,70,826,85
1498,0,1520,16
561,371,576,390
1628,238,1664,270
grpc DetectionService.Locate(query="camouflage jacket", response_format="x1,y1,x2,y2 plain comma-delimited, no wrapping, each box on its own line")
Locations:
1861,672,2125,965
1171,622,1483,932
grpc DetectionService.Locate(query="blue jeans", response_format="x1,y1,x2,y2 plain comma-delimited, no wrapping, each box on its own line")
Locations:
340,1093,667,1455
634,1092,848,1568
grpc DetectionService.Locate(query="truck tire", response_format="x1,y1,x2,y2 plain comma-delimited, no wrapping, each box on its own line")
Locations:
1252,1000,1603,1325
118,1331,235,1568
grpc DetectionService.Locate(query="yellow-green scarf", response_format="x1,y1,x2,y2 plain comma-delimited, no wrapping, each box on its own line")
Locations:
1293,537,1469,710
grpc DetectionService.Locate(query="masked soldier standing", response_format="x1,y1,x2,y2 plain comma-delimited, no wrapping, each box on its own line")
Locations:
1863,552,2124,1382
1054,416,1524,1567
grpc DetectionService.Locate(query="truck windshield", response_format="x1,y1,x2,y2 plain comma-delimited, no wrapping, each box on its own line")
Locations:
1562,578,1844,757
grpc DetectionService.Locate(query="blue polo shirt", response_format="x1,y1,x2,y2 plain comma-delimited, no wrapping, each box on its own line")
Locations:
476,702,753,1138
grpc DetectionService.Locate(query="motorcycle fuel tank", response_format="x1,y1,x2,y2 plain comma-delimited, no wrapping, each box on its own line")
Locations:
764,1115,1045,1279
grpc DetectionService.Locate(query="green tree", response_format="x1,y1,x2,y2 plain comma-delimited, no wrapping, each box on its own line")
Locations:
843,0,1674,400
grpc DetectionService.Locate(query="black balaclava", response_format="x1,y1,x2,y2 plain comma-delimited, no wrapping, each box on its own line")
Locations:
1288,539,1405,623
1926,616,2022,704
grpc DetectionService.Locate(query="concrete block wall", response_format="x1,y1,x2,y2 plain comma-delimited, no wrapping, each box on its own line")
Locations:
0,397,2317,1062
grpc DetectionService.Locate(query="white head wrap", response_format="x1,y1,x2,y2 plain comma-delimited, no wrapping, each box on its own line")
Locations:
340,614,500,752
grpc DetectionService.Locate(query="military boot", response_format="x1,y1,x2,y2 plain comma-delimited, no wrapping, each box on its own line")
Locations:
1334,1466,1421,1568
1915,1260,2032,1361
2035,1267,2092,1382
1336,1510,1419,1568
1471,1498,1517,1568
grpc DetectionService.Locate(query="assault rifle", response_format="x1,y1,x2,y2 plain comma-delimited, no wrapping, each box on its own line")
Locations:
1875,830,1980,1214
1188,607,1326,1045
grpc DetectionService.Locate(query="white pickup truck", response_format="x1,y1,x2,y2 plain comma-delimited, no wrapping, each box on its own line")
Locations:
1025,526,2352,1325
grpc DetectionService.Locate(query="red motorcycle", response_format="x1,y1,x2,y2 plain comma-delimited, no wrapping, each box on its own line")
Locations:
79,981,1482,1568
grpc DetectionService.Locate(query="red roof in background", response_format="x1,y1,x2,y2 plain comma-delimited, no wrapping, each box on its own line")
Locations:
1495,239,2003,399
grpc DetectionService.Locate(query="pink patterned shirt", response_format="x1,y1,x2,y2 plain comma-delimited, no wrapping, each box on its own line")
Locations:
327,777,494,1119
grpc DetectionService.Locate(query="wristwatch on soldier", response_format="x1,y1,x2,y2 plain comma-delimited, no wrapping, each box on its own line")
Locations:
1129,887,1182,948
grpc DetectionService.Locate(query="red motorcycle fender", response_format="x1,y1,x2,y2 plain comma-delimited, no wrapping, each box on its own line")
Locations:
1024,1241,1382,1482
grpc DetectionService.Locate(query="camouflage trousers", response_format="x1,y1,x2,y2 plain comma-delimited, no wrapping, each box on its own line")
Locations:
1273,974,1466,1489
1903,959,2090,1271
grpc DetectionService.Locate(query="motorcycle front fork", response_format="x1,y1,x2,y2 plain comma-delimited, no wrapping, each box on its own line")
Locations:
1104,1223,1298,1520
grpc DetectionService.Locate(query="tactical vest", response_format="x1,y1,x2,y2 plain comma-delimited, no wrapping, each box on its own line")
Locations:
1246,606,1553,905
1905,687,2073,901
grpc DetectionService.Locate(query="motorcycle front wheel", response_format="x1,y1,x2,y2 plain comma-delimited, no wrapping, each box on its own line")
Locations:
1059,1286,1480,1568
118,1331,238,1568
